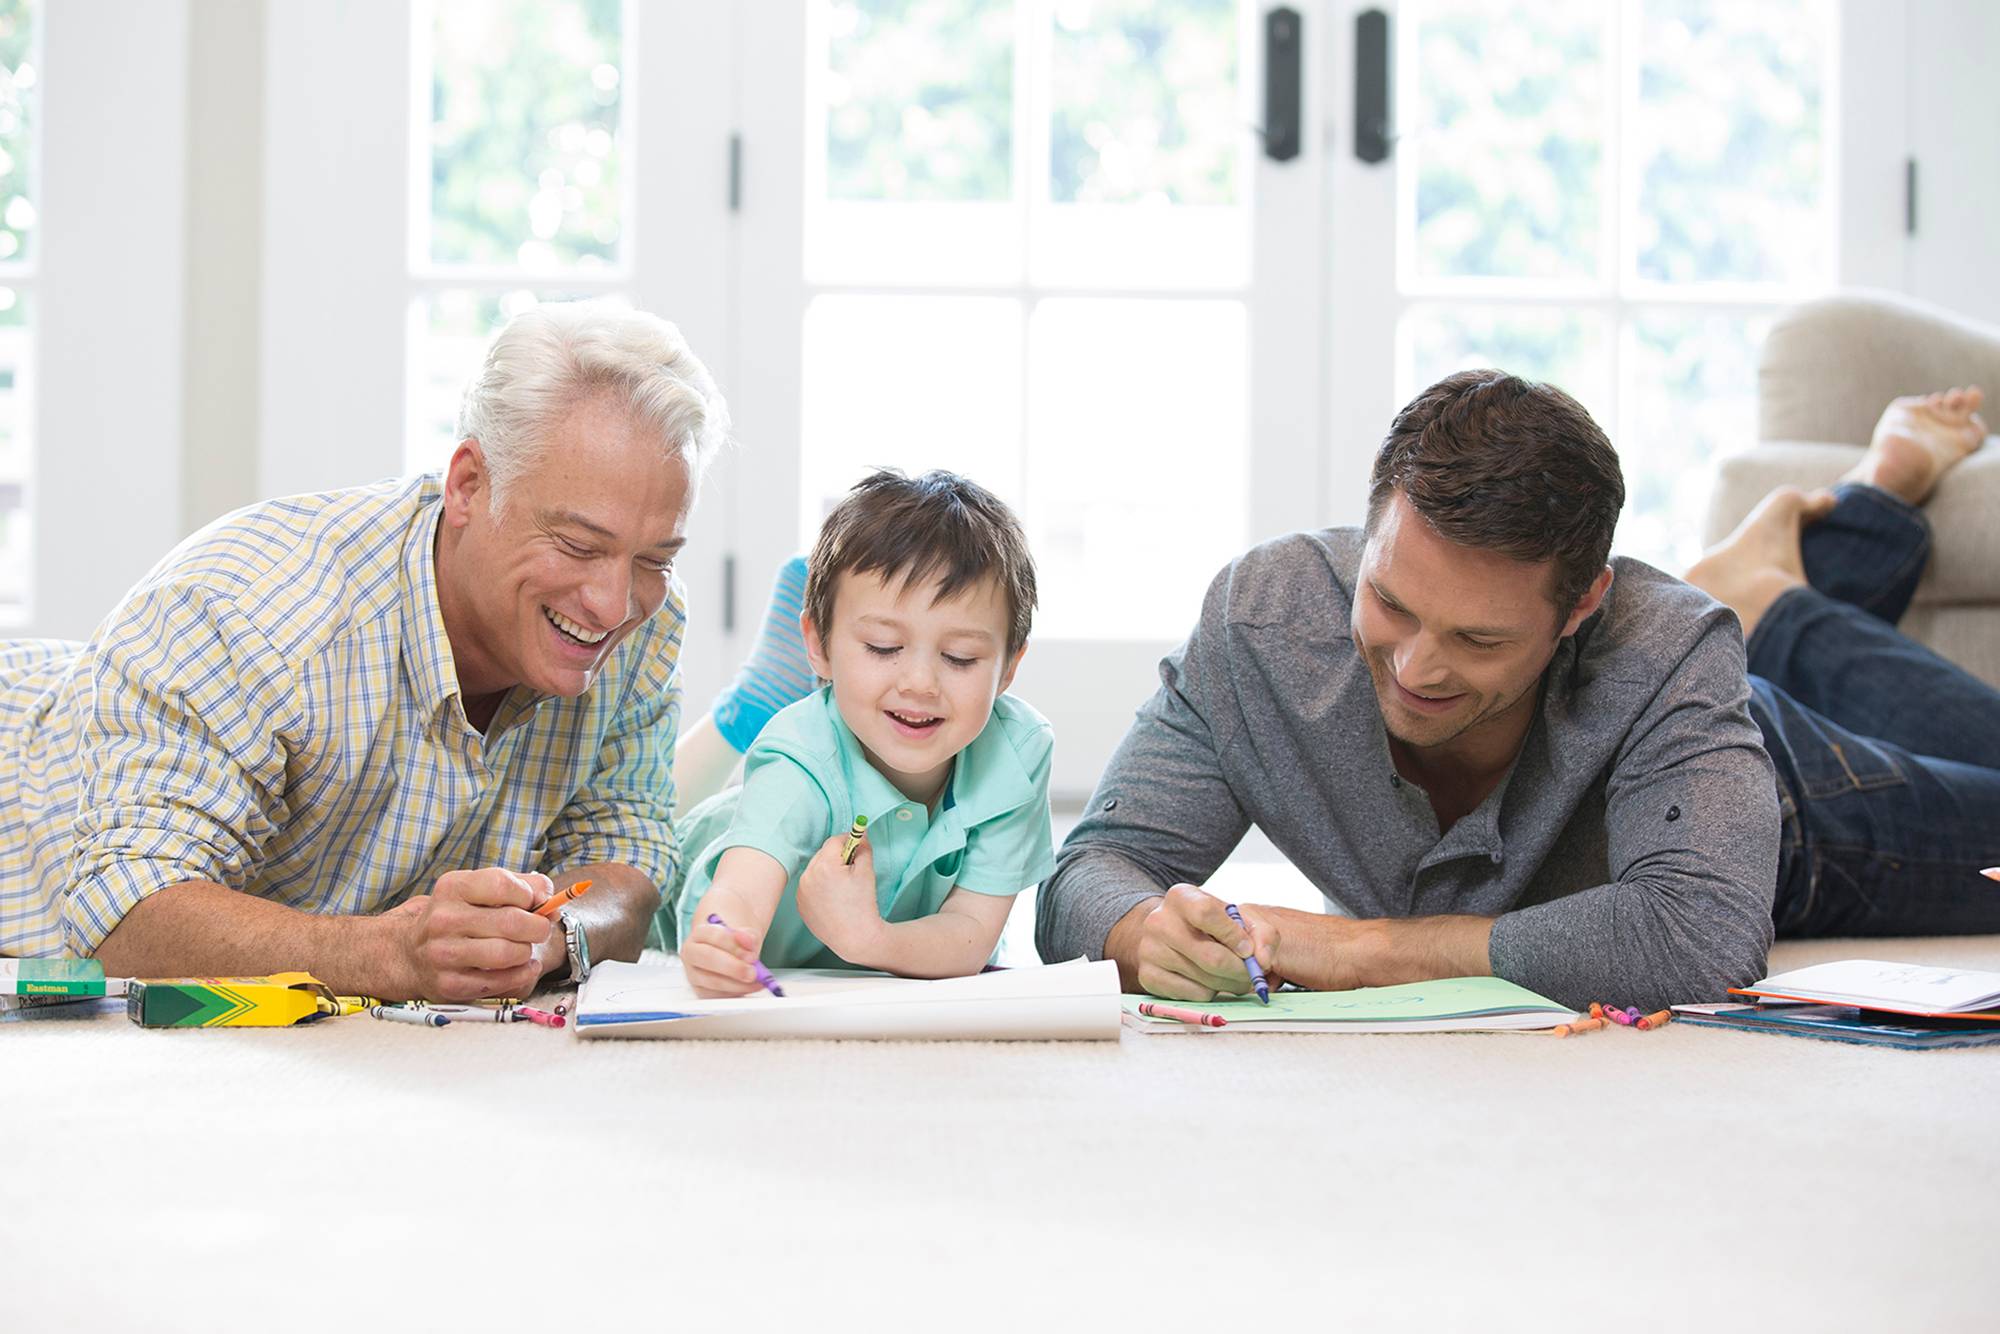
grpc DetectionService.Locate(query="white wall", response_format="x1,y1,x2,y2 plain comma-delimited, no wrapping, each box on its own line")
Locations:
31,0,189,639
1905,0,2000,323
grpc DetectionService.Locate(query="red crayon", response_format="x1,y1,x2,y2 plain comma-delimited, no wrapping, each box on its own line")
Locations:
1636,1009,1673,1031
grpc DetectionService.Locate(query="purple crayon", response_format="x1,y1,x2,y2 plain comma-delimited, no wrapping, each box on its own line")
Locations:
1222,903,1271,1005
707,913,786,998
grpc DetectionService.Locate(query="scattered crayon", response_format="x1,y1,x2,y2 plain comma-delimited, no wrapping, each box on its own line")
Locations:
1636,1009,1673,1031
1551,1016,1607,1038
1136,1001,1228,1028
371,1005,448,1028
1606,1006,1638,1026
1588,1002,1606,1020
514,1005,565,1029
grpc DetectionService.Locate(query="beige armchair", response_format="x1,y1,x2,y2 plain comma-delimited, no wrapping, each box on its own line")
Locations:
1703,290,2000,687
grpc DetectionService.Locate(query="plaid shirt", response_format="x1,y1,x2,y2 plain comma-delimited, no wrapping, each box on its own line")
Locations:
0,474,683,958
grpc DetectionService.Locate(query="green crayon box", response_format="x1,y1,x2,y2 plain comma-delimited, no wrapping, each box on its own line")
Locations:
126,972,340,1028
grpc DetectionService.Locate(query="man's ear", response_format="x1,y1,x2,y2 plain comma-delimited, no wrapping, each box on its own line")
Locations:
800,609,832,681
996,642,1027,697
441,440,489,529
1560,566,1614,638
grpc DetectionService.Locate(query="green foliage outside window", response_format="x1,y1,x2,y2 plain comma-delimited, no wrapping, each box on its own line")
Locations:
429,0,623,268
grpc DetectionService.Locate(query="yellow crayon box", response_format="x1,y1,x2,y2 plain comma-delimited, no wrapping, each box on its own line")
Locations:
126,972,340,1028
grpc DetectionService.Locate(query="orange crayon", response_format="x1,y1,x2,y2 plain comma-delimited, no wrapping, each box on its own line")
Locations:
1636,1009,1673,1031
1588,1002,1606,1020
533,879,594,919
1551,1016,1607,1038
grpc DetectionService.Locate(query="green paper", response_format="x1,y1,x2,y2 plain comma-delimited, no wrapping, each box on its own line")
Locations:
1122,975,1566,1023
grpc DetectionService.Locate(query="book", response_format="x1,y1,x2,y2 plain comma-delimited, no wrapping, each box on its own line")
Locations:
574,957,1122,1041
1730,959,2000,1020
1121,975,1577,1034
0,958,113,998
1672,1002,2000,1051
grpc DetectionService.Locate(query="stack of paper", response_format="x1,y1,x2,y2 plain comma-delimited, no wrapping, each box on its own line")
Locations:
1733,959,2000,1019
575,957,1122,1040
1122,976,1577,1033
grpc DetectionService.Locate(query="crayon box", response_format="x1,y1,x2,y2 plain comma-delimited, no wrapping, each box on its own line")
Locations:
126,972,340,1028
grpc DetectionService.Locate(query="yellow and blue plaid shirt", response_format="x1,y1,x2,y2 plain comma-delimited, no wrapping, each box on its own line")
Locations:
0,473,683,959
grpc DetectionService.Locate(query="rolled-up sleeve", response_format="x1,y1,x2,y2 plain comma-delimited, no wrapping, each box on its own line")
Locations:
1488,618,1779,1010
65,585,302,956
1036,565,1252,963
538,615,683,894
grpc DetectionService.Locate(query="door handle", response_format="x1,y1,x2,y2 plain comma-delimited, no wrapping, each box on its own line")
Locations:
1355,7,1393,164
1261,6,1302,162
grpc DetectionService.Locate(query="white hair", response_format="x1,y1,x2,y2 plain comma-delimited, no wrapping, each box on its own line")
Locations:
455,299,731,506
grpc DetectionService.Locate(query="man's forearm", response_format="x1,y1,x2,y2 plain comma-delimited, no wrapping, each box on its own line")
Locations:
93,880,401,993
1268,907,1494,991
549,863,660,971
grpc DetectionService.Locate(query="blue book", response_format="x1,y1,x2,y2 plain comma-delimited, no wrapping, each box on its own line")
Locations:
1674,1002,2000,1051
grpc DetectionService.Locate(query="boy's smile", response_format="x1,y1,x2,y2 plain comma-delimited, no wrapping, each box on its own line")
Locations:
804,568,1024,807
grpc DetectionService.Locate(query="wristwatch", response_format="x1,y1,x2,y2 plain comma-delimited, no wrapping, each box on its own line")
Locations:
558,905,592,985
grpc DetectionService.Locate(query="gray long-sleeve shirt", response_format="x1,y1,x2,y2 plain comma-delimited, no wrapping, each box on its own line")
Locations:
1035,529,1779,1010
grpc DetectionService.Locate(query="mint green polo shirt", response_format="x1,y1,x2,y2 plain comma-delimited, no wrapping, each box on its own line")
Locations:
670,687,1055,969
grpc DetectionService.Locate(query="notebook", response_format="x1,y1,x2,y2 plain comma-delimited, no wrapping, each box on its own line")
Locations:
574,957,1122,1040
1730,959,2000,1020
1121,975,1577,1033
1672,1002,2000,1051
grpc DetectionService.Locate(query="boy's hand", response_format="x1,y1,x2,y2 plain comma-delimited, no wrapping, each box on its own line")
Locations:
681,915,764,998
796,833,886,963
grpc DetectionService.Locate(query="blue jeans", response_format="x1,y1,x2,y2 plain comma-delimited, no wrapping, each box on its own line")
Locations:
1749,484,2000,936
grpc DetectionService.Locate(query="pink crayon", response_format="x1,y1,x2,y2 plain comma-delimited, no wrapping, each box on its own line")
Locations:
1607,1006,1638,1026
1137,1001,1228,1028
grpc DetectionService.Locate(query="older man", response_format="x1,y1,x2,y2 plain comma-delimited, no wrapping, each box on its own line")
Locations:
0,301,726,1000
1038,370,2000,1011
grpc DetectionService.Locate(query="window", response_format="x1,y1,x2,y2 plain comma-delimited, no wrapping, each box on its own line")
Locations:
1392,0,1835,570
406,0,631,475
799,0,1254,640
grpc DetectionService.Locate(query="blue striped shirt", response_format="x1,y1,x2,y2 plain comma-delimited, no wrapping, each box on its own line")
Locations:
0,473,683,958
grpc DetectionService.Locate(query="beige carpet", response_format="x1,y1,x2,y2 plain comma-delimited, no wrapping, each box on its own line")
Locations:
6,910,1998,1329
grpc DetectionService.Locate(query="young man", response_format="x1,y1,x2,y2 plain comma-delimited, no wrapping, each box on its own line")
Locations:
1036,371,2000,1011
0,301,729,1001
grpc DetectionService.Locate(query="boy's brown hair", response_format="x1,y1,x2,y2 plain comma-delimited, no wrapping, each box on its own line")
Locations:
804,469,1038,658
1367,368,1625,619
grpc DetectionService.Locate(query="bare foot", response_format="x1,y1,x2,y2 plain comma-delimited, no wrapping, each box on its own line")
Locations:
1844,386,1988,505
1684,485,1838,638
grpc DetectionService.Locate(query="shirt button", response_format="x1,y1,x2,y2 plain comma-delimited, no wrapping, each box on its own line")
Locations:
896,807,914,822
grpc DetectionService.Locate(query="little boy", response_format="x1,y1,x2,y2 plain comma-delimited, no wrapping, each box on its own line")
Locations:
670,469,1052,996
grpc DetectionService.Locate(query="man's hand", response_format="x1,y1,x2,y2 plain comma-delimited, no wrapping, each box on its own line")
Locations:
380,868,557,1001
795,833,886,964
1114,883,1283,1002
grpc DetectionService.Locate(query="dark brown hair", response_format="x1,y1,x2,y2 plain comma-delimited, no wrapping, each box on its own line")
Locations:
805,469,1038,658
1367,369,1625,617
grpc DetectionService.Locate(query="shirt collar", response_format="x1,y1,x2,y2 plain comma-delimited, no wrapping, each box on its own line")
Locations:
399,481,461,723
818,689,1038,829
